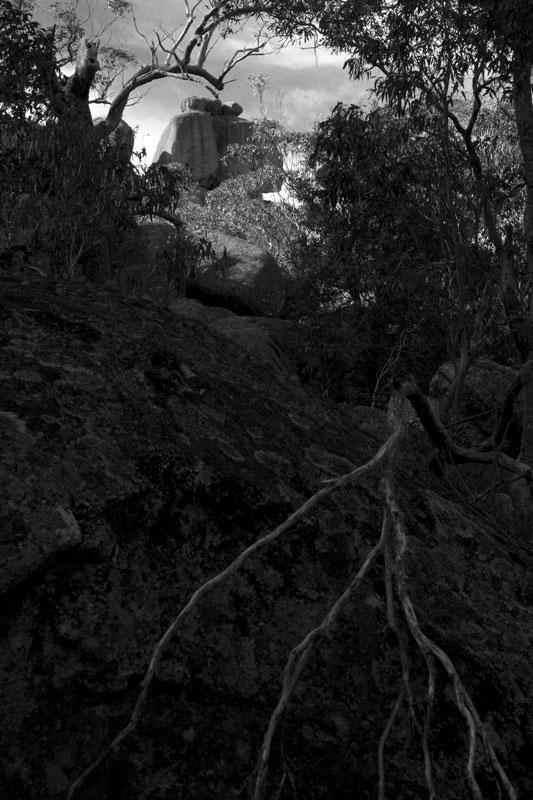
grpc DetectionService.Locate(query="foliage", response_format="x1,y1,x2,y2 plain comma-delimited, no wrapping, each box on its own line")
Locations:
251,0,533,404
286,102,505,401
0,0,127,279
0,112,207,293
180,118,312,272
0,0,61,122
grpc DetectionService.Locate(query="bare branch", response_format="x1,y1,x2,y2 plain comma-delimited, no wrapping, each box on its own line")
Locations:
162,1,203,66
56,0,281,134
220,40,270,81
99,56,227,133
155,30,182,69
130,5,154,63
196,29,214,68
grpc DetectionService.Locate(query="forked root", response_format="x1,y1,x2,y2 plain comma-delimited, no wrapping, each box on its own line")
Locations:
253,516,389,800
384,478,517,800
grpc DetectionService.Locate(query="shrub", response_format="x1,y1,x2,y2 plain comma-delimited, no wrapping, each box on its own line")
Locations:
179,119,312,273
284,104,482,401
0,2,204,297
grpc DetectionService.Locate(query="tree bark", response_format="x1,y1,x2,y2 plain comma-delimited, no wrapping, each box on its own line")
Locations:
512,57,533,469
62,38,100,127
513,58,533,329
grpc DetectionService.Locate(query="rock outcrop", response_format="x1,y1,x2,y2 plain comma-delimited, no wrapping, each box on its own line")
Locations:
154,108,219,187
153,95,281,191
1,273,532,800
93,117,134,166
108,216,185,301
187,230,287,317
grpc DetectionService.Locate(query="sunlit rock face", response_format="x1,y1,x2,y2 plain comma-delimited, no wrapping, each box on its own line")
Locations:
153,95,281,191
153,108,219,187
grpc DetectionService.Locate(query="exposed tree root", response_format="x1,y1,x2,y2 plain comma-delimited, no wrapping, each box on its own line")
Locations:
385,478,517,800
385,519,420,733
67,405,403,799
422,652,436,800
67,386,519,800
378,685,406,800
252,515,389,800
250,395,518,800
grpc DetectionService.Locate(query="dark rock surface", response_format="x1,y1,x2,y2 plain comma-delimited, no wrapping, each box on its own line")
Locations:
430,359,522,444
188,230,286,317
1,274,532,799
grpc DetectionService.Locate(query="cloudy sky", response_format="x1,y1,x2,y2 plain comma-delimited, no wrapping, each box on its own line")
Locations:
35,0,373,162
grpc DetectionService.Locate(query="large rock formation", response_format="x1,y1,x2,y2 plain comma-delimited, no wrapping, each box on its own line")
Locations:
1,273,532,800
153,96,281,191
153,108,219,187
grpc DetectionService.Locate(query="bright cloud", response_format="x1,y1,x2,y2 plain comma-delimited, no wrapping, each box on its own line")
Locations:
34,0,373,162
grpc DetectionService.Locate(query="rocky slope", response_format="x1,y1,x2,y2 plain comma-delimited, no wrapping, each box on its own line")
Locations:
0,273,532,799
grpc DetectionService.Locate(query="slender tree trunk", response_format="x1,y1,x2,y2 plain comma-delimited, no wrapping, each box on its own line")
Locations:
452,119,526,357
513,58,533,325
512,58,533,469
441,106,469,417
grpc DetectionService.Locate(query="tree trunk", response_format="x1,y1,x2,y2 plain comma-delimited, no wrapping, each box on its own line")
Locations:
512,58,533,471
513,58,533,330
62,38,100,128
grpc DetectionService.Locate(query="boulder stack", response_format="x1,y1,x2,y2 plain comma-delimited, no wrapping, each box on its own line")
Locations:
153,96,280,190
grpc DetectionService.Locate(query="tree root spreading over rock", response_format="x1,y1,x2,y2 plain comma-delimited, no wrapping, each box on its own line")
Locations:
252,515,389,800
67,404,402,798
67,388,520,800
385,477,517,800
